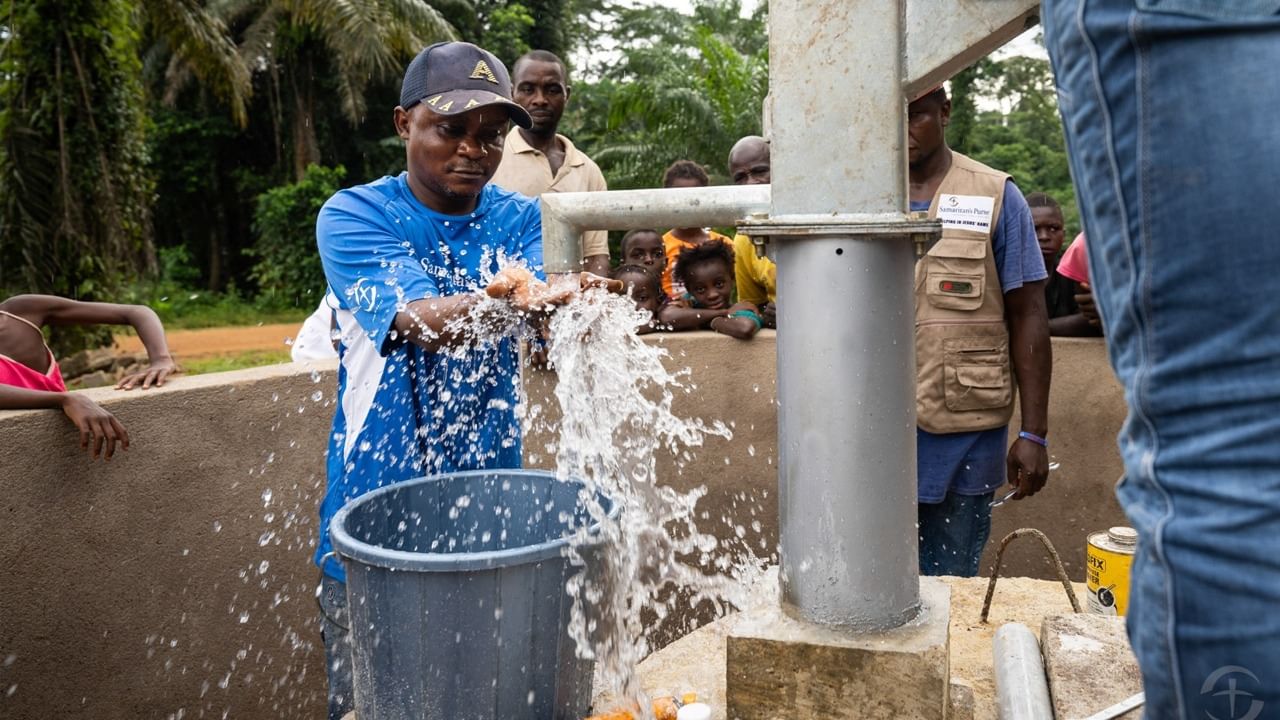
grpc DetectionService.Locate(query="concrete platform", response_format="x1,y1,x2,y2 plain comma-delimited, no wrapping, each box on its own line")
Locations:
591,575,1088,720
725,577,951,720
1041,614,1142,720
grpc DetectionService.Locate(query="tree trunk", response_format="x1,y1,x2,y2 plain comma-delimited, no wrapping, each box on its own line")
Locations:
290,55,321,180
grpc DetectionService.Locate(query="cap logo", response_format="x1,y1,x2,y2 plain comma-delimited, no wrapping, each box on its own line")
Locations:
426,94,443,106
438,100,454,111
469,60,499,84
464,98,480,109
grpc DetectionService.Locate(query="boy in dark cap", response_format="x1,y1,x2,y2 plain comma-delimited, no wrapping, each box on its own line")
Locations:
311,41,589,719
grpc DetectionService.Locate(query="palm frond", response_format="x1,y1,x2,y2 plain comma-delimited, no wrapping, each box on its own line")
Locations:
145,0,253,127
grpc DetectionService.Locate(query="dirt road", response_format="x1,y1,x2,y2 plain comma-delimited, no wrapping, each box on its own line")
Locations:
114,322,301,360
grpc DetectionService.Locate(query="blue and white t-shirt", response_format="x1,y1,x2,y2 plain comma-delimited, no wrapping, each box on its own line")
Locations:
314,175,543,580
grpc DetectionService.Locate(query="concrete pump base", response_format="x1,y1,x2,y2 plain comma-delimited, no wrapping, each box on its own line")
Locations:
725,577,952,720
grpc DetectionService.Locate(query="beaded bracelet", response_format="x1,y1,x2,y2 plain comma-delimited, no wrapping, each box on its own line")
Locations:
729,309,763,330
1017,430,1048,448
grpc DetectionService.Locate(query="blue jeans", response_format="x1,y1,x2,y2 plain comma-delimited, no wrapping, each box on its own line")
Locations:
318,577,354,720
918,491,994,577
1043,2,1280,717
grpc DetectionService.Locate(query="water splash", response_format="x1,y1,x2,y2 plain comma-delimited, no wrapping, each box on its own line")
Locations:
529,285,767,710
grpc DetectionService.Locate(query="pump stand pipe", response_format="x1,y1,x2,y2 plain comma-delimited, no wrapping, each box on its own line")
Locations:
993,623,1054,720
538,185,772,275
739,213,939,630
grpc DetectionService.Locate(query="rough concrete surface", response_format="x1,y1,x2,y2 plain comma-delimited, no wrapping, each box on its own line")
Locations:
1041,614,1142,720
0,361,337,720
594,576,1093,720
948,576,1087,720
724,577,951,720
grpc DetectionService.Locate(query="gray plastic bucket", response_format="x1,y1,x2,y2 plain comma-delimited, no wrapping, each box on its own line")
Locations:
329,469,617,720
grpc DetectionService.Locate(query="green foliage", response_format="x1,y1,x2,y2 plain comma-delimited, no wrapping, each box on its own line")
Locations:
470,0,606,66
949,53,1080,236
180,349,295,375
248,164,345,309
479,3,537,64
566,0,768,189
142,0,252,127
0,0,156,353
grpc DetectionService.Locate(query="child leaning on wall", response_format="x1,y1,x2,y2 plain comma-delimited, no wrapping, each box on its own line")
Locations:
659,242,762,340
610,264,664,334
0,294,176,461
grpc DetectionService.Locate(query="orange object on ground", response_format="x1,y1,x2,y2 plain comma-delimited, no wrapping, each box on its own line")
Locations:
584,695,680,720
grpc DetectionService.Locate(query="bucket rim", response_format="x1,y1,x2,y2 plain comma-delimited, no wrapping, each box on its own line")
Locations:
329,469,619,572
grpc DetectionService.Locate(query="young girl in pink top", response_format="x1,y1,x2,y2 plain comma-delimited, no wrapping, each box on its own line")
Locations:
0,295,175,461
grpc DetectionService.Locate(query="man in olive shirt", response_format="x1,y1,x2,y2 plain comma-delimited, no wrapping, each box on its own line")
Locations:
491,50,610,275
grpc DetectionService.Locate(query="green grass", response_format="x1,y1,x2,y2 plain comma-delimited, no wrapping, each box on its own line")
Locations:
179,349,294,375
147,293,311,330
113,286,313,331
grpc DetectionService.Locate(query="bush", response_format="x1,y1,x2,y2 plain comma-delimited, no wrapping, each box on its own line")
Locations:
248,164,345,308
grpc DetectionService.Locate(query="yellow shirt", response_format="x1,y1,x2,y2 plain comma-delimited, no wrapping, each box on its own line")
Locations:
491,128,609,259
661,230,733,298
733,233,776,305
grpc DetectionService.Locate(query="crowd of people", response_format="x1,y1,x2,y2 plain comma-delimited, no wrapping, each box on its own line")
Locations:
7,5,1278,715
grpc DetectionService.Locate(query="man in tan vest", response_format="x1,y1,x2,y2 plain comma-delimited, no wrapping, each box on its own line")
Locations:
491,50,610,276
909,86,1052,576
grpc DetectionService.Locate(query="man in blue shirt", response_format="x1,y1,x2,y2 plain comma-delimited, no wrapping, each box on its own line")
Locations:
908,86,1052,577
312,41,578,719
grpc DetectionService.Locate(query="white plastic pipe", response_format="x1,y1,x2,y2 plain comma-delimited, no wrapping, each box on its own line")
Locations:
994,623,1053,720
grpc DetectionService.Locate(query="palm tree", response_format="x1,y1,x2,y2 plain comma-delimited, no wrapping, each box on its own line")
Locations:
144,0,254,127
0,0,156,347
566,0,768,189
159,0,459,179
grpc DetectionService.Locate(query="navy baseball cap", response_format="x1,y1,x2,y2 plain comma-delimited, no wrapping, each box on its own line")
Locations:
399,42,532,128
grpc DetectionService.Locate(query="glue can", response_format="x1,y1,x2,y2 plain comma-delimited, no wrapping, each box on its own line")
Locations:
1086,526,1137,616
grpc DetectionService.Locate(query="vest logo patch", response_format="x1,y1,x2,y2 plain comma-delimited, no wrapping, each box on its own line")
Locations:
939,280,974,295
469,60,499,84
937,194,995,233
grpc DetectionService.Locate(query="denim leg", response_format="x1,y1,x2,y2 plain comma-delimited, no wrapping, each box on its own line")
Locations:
918,491,995,577
1044,2,1280,717
318,577,354,720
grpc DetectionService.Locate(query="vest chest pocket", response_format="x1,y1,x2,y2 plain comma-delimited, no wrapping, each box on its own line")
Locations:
924,236,987,311
943,337,1011,412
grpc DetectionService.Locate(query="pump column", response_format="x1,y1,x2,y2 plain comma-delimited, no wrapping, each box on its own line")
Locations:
764,0,922,629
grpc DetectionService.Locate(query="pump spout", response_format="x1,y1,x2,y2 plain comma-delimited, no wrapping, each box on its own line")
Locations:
539,186,771,274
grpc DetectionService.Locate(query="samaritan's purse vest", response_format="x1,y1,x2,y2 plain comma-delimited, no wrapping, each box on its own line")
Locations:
915,152,1015,434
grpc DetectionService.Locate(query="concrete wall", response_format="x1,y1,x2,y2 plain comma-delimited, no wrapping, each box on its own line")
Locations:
0,362,337,720
986,338,1130,582
0,333,1128,718
524,333,1130,637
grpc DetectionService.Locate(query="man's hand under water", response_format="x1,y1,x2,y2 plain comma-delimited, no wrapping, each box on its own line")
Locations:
485,267,623,313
